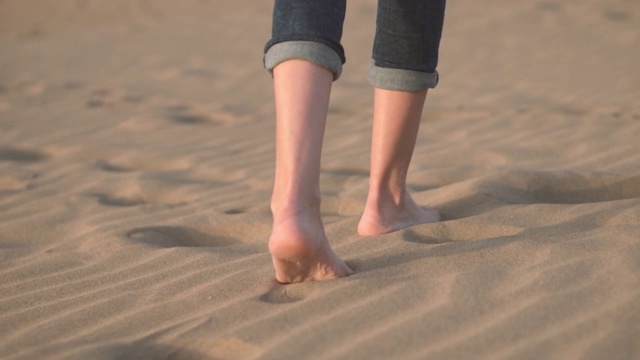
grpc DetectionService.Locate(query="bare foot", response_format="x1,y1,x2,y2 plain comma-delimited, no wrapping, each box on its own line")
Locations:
358,192,440,236
268,211,353,283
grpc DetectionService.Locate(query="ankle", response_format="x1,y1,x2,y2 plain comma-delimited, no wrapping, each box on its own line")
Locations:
366,182,407,208
269,202,325,261
271,193,321,220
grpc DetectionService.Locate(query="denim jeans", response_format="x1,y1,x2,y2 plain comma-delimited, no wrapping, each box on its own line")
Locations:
264,0,446,91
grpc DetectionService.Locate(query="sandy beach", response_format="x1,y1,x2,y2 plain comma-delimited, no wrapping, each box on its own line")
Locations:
1,0,639,359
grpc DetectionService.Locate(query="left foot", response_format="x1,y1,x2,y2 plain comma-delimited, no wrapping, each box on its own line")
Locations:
269,210,353,283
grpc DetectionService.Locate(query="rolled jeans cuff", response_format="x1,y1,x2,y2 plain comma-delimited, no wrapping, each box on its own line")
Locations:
367,63,439,92
264,41,343,81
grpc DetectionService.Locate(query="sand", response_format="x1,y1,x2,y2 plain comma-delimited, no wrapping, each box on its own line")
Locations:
1,0,639,359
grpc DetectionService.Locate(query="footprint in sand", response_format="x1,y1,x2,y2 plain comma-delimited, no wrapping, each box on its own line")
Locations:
479,170,640,205
224,208,246,215
603,10,631,22
127,226,241,248
91,156,214,210
164,104,245,126
164,104,220,125
259,284,307,304
171,113,216,125
95,193,146,207
401,221,523,245
99,337,262,360
181,67,218,79
95,159,136,173
433,170,640,221
0,146,48,163
86,88,145,108
95,156,191,173
402,228,454,245
91,183,196,208
536,2,562,12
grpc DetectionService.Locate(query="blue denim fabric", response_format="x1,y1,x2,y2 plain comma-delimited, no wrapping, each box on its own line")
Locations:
373,0,446,73
264,0,446,91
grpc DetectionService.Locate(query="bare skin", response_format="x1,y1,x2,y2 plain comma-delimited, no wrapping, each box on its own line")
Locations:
357,87,440,236
269,60,353,283
268,60,439,283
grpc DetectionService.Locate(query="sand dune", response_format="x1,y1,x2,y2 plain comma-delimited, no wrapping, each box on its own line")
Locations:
1,0,639,359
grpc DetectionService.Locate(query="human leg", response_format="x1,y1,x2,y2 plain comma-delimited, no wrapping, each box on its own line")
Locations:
358,0,446,236
265,0,352,283
358,88,440,236
269,60,352,283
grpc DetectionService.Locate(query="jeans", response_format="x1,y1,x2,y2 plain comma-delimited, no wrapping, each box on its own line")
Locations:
264,0,446,91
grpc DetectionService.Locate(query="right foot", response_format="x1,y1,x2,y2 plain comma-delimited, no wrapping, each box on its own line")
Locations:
268,214,353,283
358,192,440,236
